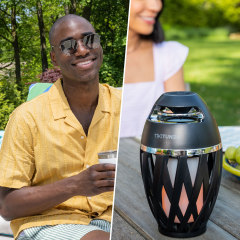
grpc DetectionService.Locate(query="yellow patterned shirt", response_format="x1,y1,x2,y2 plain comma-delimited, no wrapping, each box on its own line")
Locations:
0,79,121,238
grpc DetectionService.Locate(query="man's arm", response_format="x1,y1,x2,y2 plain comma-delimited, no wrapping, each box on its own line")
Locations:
0,163,115,221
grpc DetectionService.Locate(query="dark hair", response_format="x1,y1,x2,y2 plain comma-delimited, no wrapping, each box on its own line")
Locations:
140,0,165,43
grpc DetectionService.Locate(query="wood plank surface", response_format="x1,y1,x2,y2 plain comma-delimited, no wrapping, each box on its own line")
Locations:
112,138,240,240
210,171,240,239
111,211,145,240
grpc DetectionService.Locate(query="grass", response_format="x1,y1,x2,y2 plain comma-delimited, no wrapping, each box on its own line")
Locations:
165,27,240,126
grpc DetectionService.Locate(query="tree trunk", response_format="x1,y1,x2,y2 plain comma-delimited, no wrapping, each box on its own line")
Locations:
36,0,48,72
69,0,77,14
82,0,92,21
124,0,129,12
11,4,21,85
64,5,69,15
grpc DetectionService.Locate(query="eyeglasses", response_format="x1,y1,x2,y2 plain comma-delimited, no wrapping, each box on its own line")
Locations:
52,33,100,55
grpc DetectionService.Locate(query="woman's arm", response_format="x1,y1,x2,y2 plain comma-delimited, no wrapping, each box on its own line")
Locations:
164,67,186,92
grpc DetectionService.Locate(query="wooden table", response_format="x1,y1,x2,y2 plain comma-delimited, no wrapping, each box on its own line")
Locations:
111,138,240,240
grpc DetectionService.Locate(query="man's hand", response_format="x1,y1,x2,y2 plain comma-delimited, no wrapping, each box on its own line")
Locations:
73,163,115,196
0,164,115,221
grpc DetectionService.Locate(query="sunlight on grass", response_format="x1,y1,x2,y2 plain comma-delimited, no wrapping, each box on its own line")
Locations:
166,28,240,126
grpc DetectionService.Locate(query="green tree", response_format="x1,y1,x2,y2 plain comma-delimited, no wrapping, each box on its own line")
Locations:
0,0,23,85
210,0,240,30
36,0,48,72
0,0,129,129
161,0,233,29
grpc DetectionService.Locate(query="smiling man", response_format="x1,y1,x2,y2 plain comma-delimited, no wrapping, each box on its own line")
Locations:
0,15,121,240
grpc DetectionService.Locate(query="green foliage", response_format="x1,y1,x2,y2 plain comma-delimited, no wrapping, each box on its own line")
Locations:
0,78,28,129
164,25,230,41
161,0,240,31
162,0,208,27
210,0,240,30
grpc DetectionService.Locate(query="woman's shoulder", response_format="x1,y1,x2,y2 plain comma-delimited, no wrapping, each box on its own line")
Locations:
153,40,189,63
153,41,189,81
154,40,188,52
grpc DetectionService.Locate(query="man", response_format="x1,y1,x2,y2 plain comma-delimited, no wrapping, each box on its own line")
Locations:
0,14,121,240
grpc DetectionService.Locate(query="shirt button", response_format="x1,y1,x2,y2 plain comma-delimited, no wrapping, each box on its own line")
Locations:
86,164,90,168
81,136,84,139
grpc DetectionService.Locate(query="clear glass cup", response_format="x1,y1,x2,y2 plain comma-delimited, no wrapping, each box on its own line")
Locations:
98,150,117,164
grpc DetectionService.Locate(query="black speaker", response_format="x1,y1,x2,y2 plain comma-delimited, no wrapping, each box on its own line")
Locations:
140,92,222,238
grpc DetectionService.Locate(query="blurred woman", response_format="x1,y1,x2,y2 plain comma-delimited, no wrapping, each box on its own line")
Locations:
120,0,189,137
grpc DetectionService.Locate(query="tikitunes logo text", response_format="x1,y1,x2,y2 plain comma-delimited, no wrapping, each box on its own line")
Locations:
154,133,179,140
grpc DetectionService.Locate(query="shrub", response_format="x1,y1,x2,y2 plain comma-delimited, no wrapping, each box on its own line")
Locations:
0,79,28,129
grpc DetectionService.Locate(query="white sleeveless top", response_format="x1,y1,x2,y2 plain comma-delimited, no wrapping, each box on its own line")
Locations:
120,41,189,138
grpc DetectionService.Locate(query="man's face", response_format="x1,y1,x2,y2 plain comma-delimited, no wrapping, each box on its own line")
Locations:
51,18,103,84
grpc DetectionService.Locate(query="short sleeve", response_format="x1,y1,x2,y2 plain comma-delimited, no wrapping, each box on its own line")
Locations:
161,41,189,81
0,105,35,188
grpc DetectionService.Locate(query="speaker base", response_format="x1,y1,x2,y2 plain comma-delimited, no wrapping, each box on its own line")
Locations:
158,225,207,238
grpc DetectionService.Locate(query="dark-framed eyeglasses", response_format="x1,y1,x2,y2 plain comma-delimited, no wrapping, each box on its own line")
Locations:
52,33,100,55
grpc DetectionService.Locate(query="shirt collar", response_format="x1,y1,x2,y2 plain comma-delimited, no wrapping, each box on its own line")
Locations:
49,79,111,121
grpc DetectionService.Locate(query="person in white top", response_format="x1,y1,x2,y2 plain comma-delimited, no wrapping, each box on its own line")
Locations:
120,0,189,138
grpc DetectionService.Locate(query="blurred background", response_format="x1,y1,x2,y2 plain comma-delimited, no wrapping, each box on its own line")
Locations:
161,0,240,126
0,0,128,129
